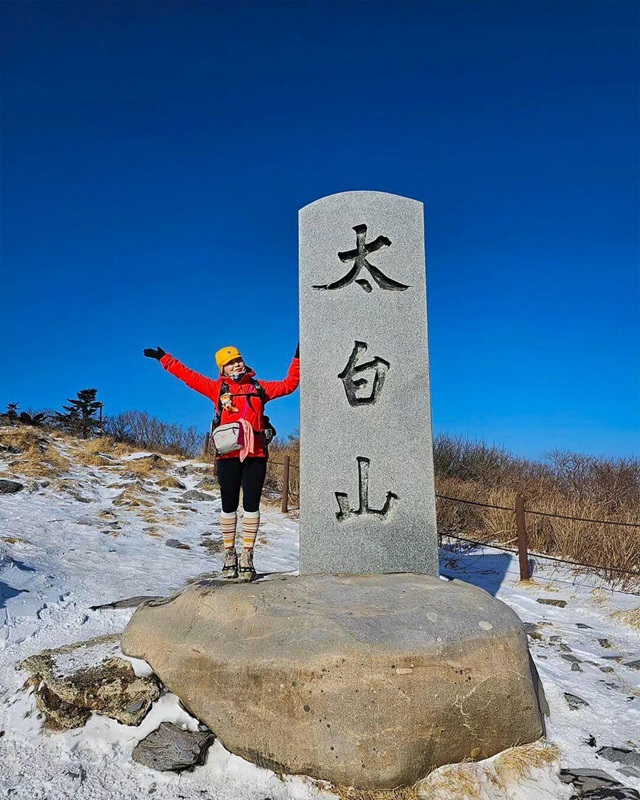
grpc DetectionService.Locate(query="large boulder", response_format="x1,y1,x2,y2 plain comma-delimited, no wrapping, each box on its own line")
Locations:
122,574,545,790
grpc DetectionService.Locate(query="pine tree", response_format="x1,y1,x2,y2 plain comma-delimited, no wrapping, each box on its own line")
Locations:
55,389,103,439
2,403,19,424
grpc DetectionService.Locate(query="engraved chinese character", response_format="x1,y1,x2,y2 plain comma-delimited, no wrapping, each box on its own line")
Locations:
335,457,398,521
338,341,390,406
313,224,409,293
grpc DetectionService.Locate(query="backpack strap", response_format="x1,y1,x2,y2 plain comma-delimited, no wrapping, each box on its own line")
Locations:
213,378,267,430
250,378,267,405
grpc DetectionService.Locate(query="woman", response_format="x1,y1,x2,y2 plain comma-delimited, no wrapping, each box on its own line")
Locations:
143,343,300,581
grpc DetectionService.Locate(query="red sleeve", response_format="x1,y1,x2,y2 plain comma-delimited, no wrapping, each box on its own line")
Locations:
160,353,221,403
260,357,300,403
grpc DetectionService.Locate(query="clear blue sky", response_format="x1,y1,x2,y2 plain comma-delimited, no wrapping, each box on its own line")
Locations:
1,1,638,460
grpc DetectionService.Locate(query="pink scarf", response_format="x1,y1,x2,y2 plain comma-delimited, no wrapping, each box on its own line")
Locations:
238,419,255,462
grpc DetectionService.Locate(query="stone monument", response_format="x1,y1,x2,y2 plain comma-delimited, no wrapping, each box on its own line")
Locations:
299,190,438,575
121,192,547,791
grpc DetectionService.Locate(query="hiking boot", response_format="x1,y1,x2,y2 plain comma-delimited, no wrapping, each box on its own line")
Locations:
238,548,256,582
221,548,238,579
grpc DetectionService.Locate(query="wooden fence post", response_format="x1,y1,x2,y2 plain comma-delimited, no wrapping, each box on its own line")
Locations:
281,456,290,514
203,433,210,459
515,493,531,580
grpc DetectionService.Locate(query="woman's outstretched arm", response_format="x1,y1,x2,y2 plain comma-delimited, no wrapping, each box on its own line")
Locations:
259,344,300,402
143,347,221,402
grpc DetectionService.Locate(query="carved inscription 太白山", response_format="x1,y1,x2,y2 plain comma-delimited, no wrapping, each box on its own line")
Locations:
338,341,390,406
313,224,409,293
335,457,398,522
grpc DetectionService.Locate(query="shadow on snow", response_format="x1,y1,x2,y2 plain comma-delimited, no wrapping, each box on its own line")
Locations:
438,546,512,596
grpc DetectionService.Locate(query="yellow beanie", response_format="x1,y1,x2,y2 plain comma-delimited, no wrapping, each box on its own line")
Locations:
215,345,243,372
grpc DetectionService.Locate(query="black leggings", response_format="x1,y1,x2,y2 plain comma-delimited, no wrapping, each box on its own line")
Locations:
217,457,267,513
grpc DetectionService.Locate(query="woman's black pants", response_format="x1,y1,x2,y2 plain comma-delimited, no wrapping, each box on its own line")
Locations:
217,457,267,513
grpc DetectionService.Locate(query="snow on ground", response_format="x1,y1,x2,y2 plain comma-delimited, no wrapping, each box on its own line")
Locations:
0,432,638,799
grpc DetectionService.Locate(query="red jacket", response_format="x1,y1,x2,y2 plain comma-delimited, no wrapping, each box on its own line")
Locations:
160,353,300,459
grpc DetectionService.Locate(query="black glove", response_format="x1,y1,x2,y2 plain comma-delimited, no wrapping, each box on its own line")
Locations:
143,346,166,360
294,342,300,359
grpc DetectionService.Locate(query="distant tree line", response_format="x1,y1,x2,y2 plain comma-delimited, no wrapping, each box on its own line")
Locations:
1,391,202,457
1,389,104,439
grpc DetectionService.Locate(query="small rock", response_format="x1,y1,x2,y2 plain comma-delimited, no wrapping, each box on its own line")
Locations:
132,722,215,772
618,766,640,781
560,767,623,791
90,596,162,610
522,622,539,635
576,623,593,629
21,634,160,730
561,654,581,664
576,789,640,800
550,635,563,642
200,539,224,556
625,660,640,671
599,666,615,674
537,598,567,608
598,638,612,649
175,464,198,476
571,662,583,672
182,490,216,502
165,539,191,550
597,747,640,770
564,692,589,710
0,479,24,494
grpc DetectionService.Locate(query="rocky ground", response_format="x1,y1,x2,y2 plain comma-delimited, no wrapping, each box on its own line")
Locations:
0,427,638,799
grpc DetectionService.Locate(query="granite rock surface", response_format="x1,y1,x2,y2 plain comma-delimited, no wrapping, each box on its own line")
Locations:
122,574,545,789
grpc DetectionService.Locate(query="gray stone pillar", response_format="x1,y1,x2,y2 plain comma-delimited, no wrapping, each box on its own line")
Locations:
299,191,438,575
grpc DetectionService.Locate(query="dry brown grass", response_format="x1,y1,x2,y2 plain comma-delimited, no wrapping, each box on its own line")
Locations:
265,437,300,502
155,476,186,490
2,535,29,545
0,426,46,452
137,508,182,526
437,479,639,590
74,451,115,468
122,455,172,478
80,436,137,458
412,741,560,800
143,526,164,538
67,436,136,468
611,606,640,630
331,786,420,800
0,428,72,478
113,484,155,508
491,741,559,786
415,765,484,800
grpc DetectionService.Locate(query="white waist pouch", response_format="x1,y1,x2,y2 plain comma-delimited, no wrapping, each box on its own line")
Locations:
212,423,244,455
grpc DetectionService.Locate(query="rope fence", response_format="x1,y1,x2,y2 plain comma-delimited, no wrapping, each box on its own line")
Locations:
440,533,640,598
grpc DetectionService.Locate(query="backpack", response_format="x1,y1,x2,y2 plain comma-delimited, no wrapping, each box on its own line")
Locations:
211,378,277,446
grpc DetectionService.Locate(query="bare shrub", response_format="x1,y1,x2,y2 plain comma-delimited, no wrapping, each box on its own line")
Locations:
104,411,202,457
433,437,639,589
265,432,300,503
